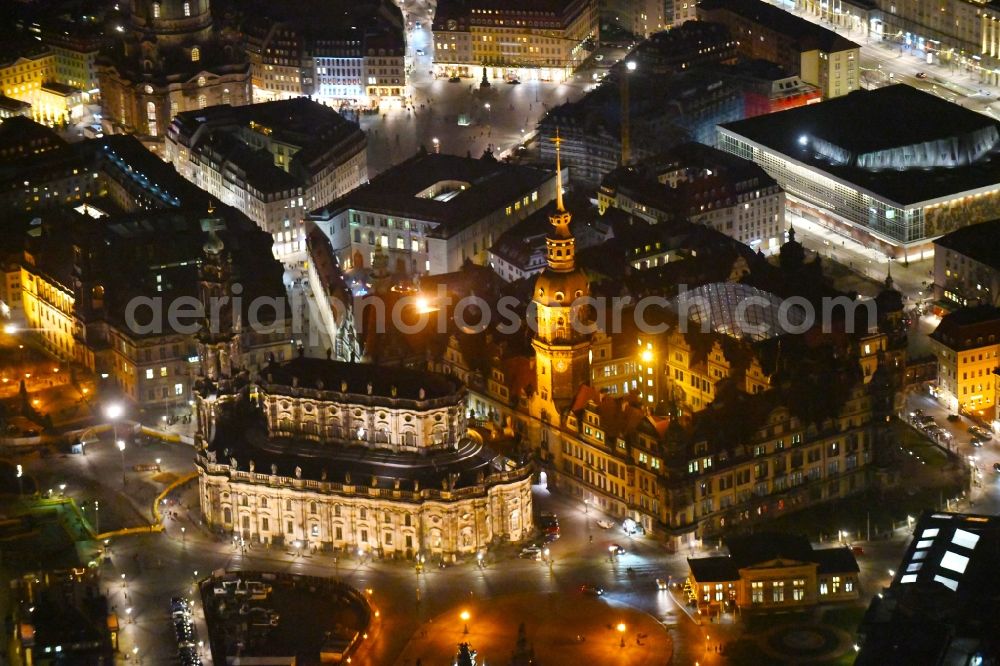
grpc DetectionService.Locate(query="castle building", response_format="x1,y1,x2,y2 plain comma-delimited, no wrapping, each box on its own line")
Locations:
97,0,251,150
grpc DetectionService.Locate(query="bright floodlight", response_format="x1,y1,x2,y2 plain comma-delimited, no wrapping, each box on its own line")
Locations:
3,323,16,335
104,403,123,420
641,349,653,363
798,135,808,146
625,60,637,71
116,440,125,452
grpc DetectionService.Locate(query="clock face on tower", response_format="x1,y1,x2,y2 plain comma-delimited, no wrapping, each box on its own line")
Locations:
555,359,567,373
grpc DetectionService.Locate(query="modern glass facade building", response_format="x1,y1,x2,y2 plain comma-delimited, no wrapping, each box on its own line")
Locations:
719,85,1000,260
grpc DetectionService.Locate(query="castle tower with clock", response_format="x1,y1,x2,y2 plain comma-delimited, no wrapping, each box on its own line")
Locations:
530,132,591,420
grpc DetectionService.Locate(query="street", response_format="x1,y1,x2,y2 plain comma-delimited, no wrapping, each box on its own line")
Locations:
9,424,934,665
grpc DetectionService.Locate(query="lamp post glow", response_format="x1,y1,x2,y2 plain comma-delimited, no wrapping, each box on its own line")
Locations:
432,137,440,153
461,610,470,634
618,622,626,647
116,439,126,487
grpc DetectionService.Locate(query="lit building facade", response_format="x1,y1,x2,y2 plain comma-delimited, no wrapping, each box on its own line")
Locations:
165,98,367,258
933,219,1000,309
686,534,860,613
719,85,1000,260
598,142,787,253
698,0,860,99
432,0,598,82
97,0,251,148
311,153,559,275
195,358,534,557
929,306,1000,416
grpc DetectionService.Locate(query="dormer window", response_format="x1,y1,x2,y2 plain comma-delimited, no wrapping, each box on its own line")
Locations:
191,46,200,62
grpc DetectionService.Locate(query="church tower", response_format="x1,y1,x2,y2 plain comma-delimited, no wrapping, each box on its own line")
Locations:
196,203,242,384
530,132,591,418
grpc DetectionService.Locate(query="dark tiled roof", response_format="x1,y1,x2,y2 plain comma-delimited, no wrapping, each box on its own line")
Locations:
930,305,1000,351
260,357,463,401
726,533,815,566
813,547,861,574
690,534,859,581
934,218,1000,271
698,0,859,53
720,85,1000,205
314,153,555,237
688,556,739,582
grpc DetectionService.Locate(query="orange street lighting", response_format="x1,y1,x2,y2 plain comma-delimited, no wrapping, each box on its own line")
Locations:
618,622,626,647
641,349,653,363
461,610,471,634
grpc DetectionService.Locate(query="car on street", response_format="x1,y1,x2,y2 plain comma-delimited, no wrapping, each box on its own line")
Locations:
448,76,461,82
580,584,604,596
969,425,993,440
609,543,625,555
596,519,614,529
415,49,425,55
544,532,560,543
852,546,864,556
972,438,985,447
520,545,542,559
916,71,928,78
655,578,669,590
994,462,1000,473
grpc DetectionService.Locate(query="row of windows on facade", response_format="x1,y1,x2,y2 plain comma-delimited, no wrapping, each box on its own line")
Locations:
151,2,193,18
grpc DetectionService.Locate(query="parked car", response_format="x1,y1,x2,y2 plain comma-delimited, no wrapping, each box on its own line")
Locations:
969,425,993,440
915,71,928,78
544,532,560,543
971,438,985,447
655,578,669,590
596,519,614,529
851,546,864,556
448,76,461,82
415,49,425,55
580,584,604,596
520,545,542,559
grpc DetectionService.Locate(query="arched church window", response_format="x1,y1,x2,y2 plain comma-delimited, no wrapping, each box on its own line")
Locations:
183,1,191,16
191,47,200,63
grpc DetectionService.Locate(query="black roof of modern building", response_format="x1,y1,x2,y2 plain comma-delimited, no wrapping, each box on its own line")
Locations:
934,218,1000,271
312,153,556,238
688,533,859,581
720,85,1000,205
698,0,859,53
857,511,1000,665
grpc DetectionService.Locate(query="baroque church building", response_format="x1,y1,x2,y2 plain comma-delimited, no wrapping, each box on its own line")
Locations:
97,0,251,148
191,214,533,558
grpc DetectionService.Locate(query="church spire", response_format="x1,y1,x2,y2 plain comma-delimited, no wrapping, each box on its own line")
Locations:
554,128,565,213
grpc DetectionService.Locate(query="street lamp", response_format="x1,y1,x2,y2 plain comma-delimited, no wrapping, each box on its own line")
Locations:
484,102,491,123
59,483,66,495
432,137,440,153
461,610,470,634
126,606,133,624
181,526,186,543
117,439,126,487
617,622,626,647
105,402,124,469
